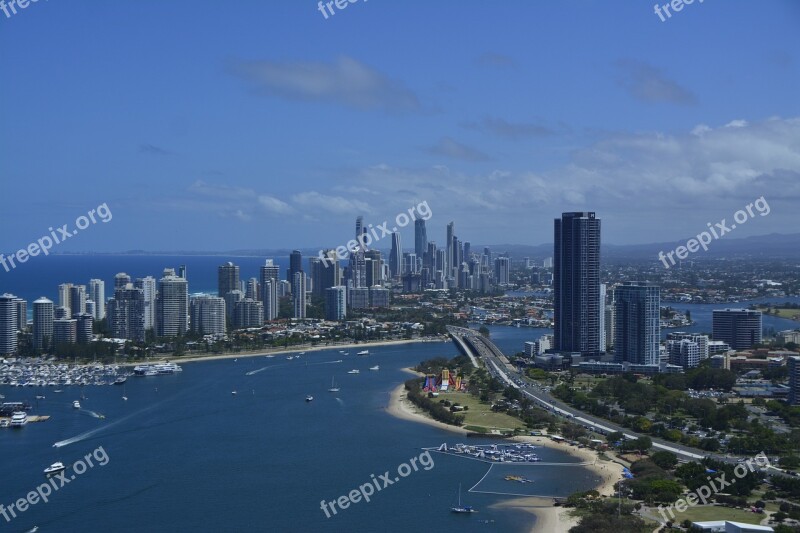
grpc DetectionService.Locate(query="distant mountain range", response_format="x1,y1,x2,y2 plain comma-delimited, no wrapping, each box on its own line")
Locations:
63,232,800,262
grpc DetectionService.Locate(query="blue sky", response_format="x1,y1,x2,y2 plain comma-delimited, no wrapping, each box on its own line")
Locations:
1,0,799,252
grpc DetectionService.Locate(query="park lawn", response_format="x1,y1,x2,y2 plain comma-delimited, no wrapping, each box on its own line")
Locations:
444,391,525,432
676,505,765,525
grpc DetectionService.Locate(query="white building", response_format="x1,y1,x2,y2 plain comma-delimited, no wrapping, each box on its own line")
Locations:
156,269,188,337
190,295,226,335
134,276,157,331
33,297,54,351
0,294,18,355
88,279,105,320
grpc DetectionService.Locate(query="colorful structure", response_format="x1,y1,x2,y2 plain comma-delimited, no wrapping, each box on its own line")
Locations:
423,368,465,392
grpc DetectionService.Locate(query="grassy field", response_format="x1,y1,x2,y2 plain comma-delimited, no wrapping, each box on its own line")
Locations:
442,391,525,432
756,306,800,321
675,505,766,525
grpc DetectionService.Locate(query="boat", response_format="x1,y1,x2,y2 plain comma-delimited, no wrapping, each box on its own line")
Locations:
298,352,306,355
347,369,360,374
231,391,237,396
356,350,369,356
114,376,127,385
73,400,81,409
0,419,10,428
44,462,66,475
451,484,477,514
305,395,314,402
328,377,340,392
286,356,294,360
10,411,28,427
53,390,63,393
36,395,46,400
369,365,379,371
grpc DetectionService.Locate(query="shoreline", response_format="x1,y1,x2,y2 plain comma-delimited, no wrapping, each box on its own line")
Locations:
385,379,624,533
128,338,446,366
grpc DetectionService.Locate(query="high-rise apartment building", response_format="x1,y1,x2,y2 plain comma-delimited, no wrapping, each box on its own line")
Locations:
108,285,146,342
554,212,601,357
292,271,306,319
414,219,427,258
88,279,105,320
134,276,157,331
190,295,226,335
156,268,189,337
33,297,54,351
389,232,402,278
0,294,18,355
712,309,762,350
613,282,660,365
325,286,347,321
218,262,240,298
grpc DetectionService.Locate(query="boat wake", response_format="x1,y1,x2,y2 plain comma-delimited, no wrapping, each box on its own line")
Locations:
83,410,105,419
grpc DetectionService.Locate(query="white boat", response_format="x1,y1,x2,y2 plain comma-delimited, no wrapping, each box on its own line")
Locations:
347,369,360,374
286,356,294,360
305,395,314,402
357,350,369,356
73,400,81,409
44,462,66,475
0,419,9,428
450,484,477,514
369,365,380,371
298,352,306,355
11,411,27,427
328,377,340,392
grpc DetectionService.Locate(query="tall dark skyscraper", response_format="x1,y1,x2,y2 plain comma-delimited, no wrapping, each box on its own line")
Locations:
355,216,368,249
554,212,601,357
414,218,427,257
288,250,303,285
712,309,763,349
218,262,240,297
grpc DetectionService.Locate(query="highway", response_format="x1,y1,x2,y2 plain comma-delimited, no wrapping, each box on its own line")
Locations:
447,327,794,478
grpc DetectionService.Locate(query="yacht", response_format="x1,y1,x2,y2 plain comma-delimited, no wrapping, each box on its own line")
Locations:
114,376,127,385
328,377,340,392
0,419,10,428
450,484,477,514
356,350,369,356
73,400,81,409
44,462,66,475
347,369,360,374
11,411,28,427
305,395,314,402
369,365,380,371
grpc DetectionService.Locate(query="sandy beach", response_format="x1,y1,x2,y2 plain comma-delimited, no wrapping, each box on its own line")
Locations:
386,379,625,532
129,337,445,366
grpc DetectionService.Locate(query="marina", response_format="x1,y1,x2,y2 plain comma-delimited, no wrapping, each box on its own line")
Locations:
1,360,128,388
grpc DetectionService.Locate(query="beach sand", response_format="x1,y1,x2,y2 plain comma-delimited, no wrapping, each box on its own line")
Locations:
385,379,625,532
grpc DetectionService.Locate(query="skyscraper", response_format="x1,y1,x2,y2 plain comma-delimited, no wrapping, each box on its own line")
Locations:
553,212,601,357
446,222,455,278
12,297,26,332
53,318,77,345
789,356,800,406
0,294,18,355
712,309,763,349
233,298,264,329
389,232,402,279
88,279,105,320
494,257,510,285
134,276,157,330
108,285,146,342
69,285,87,317
293,271,306,319
156,268,189,337
414,218,427,257
190,295,226,335
76,313,93,344
260,259,280,321
599,284,607,352
114,273,131,290
33,297,54,351
218,262,240,297
288,250,303,286
365,249,382,287
613,282,660,365
325,286,347,321
58,283,73,310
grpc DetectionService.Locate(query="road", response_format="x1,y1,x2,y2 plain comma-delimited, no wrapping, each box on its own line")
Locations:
447,327,794,479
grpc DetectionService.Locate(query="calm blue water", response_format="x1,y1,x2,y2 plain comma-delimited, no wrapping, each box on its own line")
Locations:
0,342,601,533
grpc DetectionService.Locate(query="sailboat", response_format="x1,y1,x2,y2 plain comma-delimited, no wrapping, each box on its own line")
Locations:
450,484,477,513
328,377,340,392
